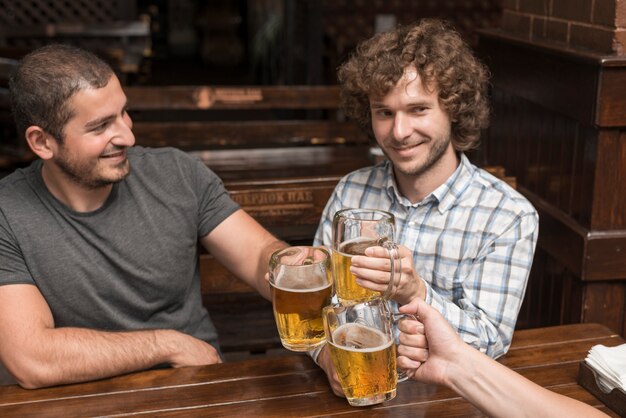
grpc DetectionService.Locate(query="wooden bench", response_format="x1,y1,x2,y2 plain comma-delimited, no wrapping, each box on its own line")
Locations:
202,175,343,356
126,85,369,151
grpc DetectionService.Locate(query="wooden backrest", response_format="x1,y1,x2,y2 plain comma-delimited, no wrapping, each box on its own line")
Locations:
125,85,342,111
199,174,344,354
126,85,370,150
200,174,340,294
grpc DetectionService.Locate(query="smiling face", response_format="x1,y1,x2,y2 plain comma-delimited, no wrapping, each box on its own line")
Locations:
51,75,135,189
369,67,458,190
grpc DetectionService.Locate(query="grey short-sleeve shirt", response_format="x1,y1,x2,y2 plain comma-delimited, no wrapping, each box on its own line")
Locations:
0,146,239,347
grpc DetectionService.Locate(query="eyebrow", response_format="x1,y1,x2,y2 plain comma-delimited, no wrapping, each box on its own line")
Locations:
370,99,433,109
84,101,128,130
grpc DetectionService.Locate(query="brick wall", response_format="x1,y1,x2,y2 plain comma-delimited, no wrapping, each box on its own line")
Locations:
501,0,626,54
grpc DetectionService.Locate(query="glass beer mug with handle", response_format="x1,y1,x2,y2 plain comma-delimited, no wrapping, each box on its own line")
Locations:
269,246,333,352
322,298,416,407
332,208,400,304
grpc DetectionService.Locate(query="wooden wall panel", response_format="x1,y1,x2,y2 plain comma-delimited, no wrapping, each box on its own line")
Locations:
597,66,626,126
517,250,565,329
487,92,595,227
479,30,626,335
582,282,626,334
592,130,626,229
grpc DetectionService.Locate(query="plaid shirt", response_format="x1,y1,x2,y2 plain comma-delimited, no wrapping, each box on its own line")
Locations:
314,154,538,358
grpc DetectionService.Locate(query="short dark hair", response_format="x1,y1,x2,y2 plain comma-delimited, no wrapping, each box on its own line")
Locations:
9,44,114,142
338,19,490,151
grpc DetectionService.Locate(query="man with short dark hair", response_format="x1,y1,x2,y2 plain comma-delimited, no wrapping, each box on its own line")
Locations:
0,44,285,388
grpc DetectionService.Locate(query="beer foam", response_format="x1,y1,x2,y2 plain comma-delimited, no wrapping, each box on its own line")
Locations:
338,237,386,256
273,270,331,293
331,323,391,352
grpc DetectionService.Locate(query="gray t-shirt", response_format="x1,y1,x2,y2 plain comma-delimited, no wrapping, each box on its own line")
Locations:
0,146,239,348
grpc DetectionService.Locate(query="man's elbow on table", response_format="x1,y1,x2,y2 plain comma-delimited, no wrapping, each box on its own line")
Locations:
2,353,57,389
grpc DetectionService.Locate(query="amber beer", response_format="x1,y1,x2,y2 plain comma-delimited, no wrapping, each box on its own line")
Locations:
332,237,382,303
332,208,397,304
269,246,333,352
328,323,397,405
271,272,332,351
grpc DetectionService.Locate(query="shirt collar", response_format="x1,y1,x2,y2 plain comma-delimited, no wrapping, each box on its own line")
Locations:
384,153,475,213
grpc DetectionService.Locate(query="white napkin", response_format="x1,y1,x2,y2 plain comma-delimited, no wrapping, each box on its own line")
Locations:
585,343,626,393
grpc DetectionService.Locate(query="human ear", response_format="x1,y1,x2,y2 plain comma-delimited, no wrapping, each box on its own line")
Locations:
25,126,56,160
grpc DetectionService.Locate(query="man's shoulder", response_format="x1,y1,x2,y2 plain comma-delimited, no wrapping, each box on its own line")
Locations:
339,161,388,187
0,163,37,201
470,167,537,216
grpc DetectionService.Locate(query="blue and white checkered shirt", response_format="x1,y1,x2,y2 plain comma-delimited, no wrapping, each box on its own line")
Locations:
314,154,538,358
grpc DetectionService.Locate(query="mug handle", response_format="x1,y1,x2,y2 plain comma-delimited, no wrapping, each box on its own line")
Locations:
391,312,418,382
379,241,401,301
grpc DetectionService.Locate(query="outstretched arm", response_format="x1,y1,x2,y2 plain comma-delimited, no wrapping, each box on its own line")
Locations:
0,284,221,389
397,299,608,418
200,209,286,300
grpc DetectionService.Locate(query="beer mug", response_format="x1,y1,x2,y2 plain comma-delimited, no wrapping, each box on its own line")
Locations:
322,298,414,407
332,208,400,304
269,246,333,352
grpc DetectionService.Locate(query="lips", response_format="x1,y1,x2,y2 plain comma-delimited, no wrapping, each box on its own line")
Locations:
393,144,419,152
100,149,126,159
391,142,423,154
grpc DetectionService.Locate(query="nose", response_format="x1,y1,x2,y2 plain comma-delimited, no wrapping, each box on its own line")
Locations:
111,113,135,148
392,112,412,141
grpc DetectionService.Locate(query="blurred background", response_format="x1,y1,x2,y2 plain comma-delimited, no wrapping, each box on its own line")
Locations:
0,0,503,86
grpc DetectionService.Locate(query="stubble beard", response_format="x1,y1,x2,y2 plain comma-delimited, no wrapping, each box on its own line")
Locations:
384,133,452,178
55,151,130,190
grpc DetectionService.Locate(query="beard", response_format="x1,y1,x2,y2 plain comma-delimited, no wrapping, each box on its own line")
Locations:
55,147,130,190
383,131,452,178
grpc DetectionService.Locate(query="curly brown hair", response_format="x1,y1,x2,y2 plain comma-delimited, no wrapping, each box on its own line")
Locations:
338,19,490,151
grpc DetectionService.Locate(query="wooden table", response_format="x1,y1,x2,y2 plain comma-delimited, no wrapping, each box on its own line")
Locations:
0,323,623,417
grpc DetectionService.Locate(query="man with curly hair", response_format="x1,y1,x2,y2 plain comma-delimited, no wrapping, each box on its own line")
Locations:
313,19,538,395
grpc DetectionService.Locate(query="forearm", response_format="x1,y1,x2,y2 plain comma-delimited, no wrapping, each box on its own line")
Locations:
447,347,607,418
10,327,178,389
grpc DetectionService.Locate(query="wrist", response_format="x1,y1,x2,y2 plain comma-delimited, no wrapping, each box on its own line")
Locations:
154,329,181,364
445,344,480,391
404,276,427,305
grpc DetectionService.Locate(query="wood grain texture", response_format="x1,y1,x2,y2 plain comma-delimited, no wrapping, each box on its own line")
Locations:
478,30,626,337
0,323,621,417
